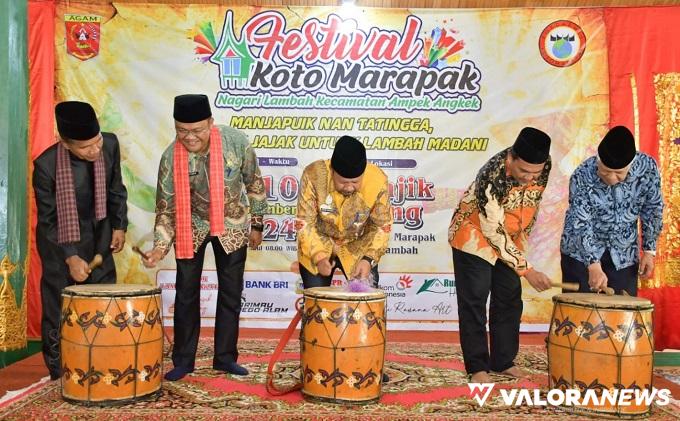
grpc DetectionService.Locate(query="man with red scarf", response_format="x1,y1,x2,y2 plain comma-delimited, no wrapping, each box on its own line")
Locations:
33,101,128,380
143,95,267,381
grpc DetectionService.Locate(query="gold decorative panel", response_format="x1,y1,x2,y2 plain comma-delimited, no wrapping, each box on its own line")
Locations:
645,73,680,289
0,255,27,351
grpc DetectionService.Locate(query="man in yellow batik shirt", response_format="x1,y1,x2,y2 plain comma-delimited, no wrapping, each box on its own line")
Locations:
296,135,392,288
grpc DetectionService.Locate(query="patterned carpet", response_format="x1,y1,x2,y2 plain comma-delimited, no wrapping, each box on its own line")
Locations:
1,338,678,420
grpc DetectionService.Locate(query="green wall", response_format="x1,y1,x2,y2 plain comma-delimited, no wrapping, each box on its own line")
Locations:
0,0,29,366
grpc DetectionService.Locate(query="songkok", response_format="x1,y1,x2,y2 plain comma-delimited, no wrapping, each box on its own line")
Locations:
331,136,366,178
173,94,212,123
511,127,551,164
598,126,636,169
55,101,100,141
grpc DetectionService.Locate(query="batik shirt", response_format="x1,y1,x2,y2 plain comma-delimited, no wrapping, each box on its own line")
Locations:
448,148,551,275
154,125,267,256
560,153,663,270
296,160,393,275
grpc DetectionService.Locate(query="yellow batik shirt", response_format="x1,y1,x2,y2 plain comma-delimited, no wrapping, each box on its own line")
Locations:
296,160,393,276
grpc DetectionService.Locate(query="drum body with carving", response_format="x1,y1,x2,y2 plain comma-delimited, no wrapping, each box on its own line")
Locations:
547,293,654,418
60,284,163,405
300,287,386,404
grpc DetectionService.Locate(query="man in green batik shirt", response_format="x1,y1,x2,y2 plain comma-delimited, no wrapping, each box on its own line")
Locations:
142,94,267,381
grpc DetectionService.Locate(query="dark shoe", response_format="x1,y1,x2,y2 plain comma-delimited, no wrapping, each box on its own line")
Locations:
214,361,249,376
164,366,193,381
382,373,389,383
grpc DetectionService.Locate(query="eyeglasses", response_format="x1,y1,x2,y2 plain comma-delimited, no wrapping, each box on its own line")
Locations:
176,126,209,139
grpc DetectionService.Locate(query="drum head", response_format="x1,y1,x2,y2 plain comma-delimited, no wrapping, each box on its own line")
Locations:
553,292,653,310
304,286,385,300
63,284,161,297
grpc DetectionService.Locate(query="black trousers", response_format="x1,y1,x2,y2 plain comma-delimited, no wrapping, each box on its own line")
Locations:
299,259,380,289
561,251,638,296
452,248,523,374
172,237,247,369
39,247,115,378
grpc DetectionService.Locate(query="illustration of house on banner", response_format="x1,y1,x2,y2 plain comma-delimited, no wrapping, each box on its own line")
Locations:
210,10,255,89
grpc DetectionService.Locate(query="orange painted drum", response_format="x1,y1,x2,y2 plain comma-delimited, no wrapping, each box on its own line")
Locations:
60,284,163,405
300,286,387,404
547,293,654,418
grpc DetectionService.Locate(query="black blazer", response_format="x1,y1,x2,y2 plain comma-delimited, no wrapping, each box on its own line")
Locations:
33,133,128,279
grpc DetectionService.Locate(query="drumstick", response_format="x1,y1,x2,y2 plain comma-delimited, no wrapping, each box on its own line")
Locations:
591,286,615,296
132,246,148,259
550,281,580,291
88,254,103,271
558,279,616,296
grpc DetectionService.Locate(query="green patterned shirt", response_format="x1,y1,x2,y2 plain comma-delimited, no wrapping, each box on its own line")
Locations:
153,125,267,256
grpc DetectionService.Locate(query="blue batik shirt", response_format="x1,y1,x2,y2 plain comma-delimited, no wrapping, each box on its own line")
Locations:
560,153,663,270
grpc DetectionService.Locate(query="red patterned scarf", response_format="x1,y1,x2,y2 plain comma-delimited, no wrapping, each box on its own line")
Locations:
173,127,225,259
56,141,107,244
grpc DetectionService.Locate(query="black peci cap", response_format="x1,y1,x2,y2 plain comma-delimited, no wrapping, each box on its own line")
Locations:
598,126,636,169
173,94,212,123
511,127,551,164
331,135,367,178
55,101,100,141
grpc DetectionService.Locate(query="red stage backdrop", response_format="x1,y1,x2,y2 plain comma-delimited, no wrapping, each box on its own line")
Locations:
605,7,680,351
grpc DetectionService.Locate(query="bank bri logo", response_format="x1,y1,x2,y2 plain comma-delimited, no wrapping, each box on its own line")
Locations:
192,9,483,114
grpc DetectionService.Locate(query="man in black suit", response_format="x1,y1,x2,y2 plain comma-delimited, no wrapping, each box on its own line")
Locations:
33,101,128,380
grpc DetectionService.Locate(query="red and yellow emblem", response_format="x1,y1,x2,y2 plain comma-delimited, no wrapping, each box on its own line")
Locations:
65,14,102,61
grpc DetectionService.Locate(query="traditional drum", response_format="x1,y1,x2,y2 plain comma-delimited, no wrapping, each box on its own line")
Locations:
60,284,163,405
547,293,654,418
300,286,386,404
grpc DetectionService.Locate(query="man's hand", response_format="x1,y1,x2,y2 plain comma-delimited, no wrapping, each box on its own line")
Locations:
588,262,608,292
352,259,372,280
248,230,263,250
141,248,165,269
316,257,335,276
639,252,655,279
66,255,90,283
524,268,552,292
110,229,126,253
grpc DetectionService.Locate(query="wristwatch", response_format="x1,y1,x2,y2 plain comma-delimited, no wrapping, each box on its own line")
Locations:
361,255,377,268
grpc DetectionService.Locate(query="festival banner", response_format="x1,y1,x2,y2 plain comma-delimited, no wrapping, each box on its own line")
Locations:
54,4,609,330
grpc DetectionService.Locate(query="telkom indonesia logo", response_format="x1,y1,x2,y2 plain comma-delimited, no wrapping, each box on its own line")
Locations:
468,383,495,406
397,275,413,290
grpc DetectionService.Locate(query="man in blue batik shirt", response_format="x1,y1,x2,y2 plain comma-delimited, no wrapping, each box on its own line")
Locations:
560,126,663,296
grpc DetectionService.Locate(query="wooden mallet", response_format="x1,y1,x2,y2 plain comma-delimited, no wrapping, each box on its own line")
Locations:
73,254,103,284
88,254,103,271
593,286,616,296
550,280,615,296
550,281,580,291
131,246,148,259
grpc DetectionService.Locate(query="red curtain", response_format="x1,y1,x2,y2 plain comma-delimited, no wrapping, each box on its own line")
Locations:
605,6,680,350
27,0,56,338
